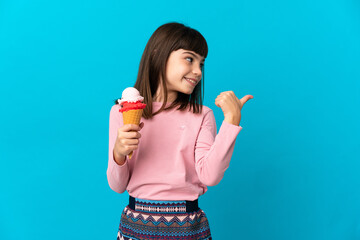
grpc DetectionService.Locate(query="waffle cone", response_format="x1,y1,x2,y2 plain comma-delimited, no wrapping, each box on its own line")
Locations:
122,109,143,159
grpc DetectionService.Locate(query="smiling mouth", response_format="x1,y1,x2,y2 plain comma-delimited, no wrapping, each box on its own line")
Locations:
184,77,198,86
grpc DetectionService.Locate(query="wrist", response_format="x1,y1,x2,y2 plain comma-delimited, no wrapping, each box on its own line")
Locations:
224,114,240,126
113,150,126,166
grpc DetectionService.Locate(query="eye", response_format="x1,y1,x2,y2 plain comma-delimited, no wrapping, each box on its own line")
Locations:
185,57,193,62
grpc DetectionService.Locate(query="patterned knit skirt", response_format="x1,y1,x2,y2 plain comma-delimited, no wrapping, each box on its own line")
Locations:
117,196,212,240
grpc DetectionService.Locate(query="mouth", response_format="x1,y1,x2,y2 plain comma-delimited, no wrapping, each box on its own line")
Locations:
184,77,198,86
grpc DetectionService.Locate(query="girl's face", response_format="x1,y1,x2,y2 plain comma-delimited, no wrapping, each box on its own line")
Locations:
154,49,205,102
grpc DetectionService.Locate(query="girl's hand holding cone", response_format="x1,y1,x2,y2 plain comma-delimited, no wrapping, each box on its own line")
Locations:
113,122,144,165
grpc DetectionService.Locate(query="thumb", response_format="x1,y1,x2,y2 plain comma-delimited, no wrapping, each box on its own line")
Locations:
239,95,254,106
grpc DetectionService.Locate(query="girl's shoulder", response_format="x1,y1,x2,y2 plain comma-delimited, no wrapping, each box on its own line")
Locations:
201,104,212,112
200,104,213,116
110,104,121,114
109,104,123,122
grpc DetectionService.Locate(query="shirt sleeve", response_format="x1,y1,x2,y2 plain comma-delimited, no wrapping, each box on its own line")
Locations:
106,104,130,193
194,109,243,186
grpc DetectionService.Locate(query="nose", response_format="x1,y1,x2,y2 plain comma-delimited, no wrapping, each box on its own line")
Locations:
192,64,202,79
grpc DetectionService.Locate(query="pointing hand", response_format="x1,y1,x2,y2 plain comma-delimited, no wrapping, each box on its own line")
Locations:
215,91,253,125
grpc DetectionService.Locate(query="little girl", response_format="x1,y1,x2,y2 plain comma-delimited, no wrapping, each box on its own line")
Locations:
107,22,253,240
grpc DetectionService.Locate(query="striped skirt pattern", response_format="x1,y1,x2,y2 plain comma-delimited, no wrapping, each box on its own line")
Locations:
117,198,212,240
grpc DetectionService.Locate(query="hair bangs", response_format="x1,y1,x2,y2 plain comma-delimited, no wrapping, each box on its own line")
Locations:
175,28,208,58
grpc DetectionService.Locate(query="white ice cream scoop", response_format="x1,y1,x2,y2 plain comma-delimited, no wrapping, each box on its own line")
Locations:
117,87,144,105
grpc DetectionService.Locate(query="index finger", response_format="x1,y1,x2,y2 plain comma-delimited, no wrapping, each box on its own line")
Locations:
121,124,141,132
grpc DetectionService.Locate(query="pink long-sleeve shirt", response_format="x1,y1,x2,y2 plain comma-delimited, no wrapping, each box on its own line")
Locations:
107,102,242,201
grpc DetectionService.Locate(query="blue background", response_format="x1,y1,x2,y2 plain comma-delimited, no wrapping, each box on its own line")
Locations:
1,0,360,239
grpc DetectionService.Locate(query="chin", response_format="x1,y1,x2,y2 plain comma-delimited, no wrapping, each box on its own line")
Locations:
182,89,194,95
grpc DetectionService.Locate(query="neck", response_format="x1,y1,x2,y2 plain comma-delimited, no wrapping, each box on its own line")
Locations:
153,86,177,102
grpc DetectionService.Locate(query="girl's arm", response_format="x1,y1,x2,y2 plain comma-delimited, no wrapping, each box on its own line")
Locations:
195,91,253,186
194,109,242,186
106,105,130,193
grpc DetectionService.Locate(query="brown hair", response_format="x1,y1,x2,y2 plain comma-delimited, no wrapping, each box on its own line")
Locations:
115,22,208,119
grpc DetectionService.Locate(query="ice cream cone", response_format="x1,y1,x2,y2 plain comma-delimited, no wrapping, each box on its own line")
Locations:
122,109,143,159
118,87,146,160
122,109,143,125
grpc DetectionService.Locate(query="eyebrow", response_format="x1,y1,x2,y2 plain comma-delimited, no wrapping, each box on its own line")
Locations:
183,51,205,62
